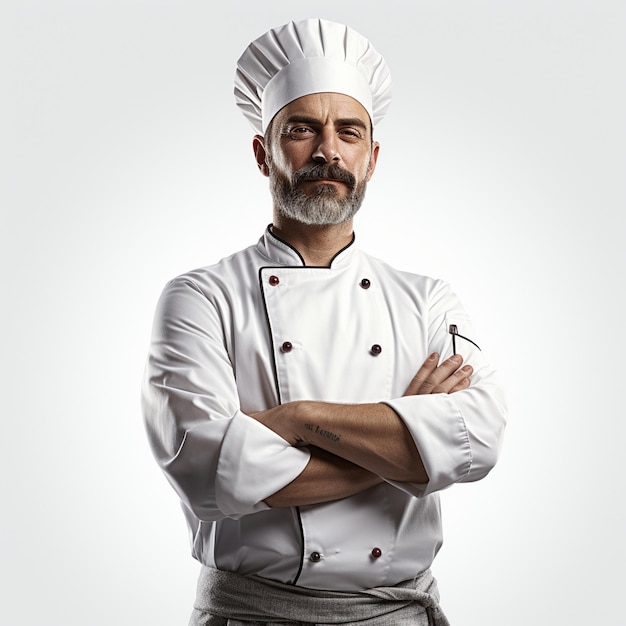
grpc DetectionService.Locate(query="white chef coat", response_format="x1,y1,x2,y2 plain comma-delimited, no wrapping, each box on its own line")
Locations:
142,226,507,592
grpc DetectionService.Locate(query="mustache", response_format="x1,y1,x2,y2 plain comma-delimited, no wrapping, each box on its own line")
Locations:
292,163,356,188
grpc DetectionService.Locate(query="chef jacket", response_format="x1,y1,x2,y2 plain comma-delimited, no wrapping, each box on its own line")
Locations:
142,226,507,592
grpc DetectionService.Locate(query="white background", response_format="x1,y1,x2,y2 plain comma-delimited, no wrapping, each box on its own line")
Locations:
2,1,625,624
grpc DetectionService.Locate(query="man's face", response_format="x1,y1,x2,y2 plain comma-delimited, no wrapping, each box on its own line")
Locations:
257,92,379,226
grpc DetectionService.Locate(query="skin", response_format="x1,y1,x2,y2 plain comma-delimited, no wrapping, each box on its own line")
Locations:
249,93,473,507
253,92,379,266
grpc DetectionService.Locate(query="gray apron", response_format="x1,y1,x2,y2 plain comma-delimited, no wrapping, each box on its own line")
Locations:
189,566,450,626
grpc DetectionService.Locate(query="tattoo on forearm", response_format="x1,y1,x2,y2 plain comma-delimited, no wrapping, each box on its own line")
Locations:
304,423,341,442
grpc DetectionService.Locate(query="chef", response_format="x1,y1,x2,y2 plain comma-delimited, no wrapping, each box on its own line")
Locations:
142,17,507,626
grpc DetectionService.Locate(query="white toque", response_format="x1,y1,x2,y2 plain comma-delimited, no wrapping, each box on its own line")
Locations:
234,18,392,133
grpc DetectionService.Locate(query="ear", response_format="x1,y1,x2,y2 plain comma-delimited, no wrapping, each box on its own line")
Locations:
365,141,381,182
253,135,270,177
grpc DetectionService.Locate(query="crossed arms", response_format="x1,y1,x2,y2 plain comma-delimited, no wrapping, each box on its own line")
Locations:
250,352,473,507
143,274,507,522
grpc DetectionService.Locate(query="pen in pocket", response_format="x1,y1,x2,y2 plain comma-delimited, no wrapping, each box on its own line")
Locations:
449,324,481,355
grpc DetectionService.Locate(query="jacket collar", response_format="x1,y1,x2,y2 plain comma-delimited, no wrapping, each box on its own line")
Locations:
257,224,357,269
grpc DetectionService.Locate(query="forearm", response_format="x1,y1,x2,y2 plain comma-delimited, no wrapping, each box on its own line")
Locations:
250,354,476,489
256,401,428,483
303,402,427,482
265,447,383,507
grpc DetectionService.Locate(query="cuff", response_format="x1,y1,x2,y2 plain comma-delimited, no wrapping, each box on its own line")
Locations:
384,394,472,497
215,411,311,518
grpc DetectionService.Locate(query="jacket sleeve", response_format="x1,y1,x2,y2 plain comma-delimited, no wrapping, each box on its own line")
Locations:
384,279,507,498
141,277,311,521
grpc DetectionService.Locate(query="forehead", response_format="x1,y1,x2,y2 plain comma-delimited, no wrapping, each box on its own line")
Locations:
272,92,371,127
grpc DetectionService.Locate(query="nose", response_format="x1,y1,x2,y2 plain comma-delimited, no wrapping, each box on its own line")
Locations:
312,129,340,164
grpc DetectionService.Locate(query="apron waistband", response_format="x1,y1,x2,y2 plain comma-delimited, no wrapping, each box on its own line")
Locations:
191,566,450,625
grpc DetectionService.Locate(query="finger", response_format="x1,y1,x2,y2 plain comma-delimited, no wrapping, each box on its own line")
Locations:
417,354,464,394
433,364,473,394
448,376,471,393
403,353,439,396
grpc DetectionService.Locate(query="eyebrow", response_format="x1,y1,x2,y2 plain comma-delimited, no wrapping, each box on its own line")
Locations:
284,115,369,130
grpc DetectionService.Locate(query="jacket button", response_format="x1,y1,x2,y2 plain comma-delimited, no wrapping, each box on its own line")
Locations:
360,278,371,289
310,551,322,562
371,547,382,559
370,344,382,356
269,275,280,286
281,341,293,353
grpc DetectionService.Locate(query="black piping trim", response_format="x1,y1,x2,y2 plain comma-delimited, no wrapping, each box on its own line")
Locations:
266,225,306,266
292,507,305,585
257,263,304,586
266,224,356,269
258,267,282,403
328,232,356,266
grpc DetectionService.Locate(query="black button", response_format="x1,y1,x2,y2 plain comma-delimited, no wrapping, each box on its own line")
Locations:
310,551,321,562
269,275,280,286
370,344,382,356
371,547,382,559
360,278,371,289
281,341,293,353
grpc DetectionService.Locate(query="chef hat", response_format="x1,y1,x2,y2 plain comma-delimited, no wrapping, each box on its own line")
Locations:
234,18,392,134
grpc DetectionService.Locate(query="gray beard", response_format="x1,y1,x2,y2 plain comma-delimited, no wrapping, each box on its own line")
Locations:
269,162,368,226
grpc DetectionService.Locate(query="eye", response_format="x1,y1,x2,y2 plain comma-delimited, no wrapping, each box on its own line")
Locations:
285,126,315,139
339,128,364,141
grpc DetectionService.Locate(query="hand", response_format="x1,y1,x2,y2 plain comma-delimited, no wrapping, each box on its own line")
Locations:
403,353,472,396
